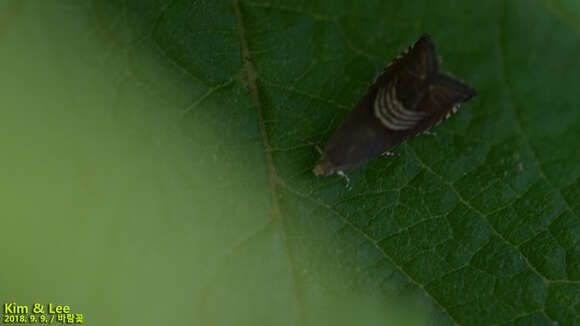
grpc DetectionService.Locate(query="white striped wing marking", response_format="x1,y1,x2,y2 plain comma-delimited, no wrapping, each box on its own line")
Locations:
374,80,426,131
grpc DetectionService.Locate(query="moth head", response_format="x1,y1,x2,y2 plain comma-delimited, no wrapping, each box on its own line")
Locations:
313,157,342,176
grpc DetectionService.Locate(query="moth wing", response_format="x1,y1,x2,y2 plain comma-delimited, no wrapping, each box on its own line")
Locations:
379,34,439,106
397,34,439,79
429,73,476,110
418,73,476,129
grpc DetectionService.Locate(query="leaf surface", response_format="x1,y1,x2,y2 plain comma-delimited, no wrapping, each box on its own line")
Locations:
1,0,579,325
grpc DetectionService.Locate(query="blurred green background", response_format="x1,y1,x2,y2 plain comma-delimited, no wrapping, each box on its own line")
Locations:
1,1,579,325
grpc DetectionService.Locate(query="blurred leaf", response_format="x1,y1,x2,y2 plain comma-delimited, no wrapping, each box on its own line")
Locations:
1,0,579,325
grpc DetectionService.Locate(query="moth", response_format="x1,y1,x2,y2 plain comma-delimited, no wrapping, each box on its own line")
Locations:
314,33,476,177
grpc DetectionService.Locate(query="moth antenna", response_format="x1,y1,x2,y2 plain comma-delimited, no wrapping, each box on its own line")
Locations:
305,140,323,155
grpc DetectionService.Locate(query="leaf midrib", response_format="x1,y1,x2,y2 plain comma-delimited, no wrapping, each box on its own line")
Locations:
233,0,306,323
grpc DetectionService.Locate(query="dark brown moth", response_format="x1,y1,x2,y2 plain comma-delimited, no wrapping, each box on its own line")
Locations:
313,33,476,177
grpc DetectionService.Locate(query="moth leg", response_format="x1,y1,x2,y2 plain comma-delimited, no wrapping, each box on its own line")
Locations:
336,171,351,189
422,131,437,136
381,151,399,157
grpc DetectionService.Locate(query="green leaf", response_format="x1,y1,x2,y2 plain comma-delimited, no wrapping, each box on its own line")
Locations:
1,0,579,325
